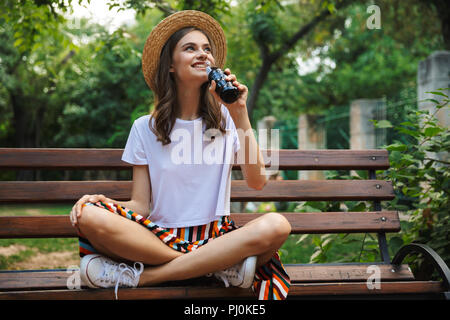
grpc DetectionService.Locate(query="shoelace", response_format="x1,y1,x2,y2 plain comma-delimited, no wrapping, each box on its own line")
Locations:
100,260,144,300
207,266,240,288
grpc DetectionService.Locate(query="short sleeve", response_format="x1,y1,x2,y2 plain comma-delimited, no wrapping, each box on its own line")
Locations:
121,121,148,165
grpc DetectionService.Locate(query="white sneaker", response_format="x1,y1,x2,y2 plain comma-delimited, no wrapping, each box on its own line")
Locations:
210,256,257,289
80,254,144,300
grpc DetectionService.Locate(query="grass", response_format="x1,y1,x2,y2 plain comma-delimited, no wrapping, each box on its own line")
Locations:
0,203,73,216
0,204,79,270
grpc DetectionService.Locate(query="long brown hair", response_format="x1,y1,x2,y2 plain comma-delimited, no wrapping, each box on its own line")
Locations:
150,27,226,145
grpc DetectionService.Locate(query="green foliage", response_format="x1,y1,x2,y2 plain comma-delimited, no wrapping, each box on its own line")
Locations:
0,0,75,54
1,0,446,151
293,93,449,269
375,89,450,268
54,26,150,148
294,198,378,263
0,2,153,151
0,7,75,148
313,2,443,108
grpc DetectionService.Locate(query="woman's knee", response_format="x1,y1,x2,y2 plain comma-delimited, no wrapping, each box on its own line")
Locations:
265,212,291,240
77,203,111,236
248,212,291,250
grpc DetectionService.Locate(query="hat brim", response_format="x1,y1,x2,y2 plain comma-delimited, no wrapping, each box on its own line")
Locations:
142,10,227,92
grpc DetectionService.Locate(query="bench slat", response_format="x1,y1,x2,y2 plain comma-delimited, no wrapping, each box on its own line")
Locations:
0,264,413,291
290,281,444,297
0,180,395,203
0,281,443,300
0,211,400,238
285,264,413,282
234,211,400,234
0,148,390,170
231,180,394,201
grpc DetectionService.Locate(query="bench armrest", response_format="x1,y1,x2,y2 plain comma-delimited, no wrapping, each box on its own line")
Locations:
392,243,450,298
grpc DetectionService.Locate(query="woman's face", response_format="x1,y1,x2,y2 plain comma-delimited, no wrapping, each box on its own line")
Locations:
169,30,216,89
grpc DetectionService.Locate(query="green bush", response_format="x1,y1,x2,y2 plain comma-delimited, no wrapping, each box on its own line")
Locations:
374,88,449,276
294,89,449,271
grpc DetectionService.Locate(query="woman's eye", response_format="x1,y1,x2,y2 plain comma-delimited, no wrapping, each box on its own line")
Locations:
186,46,211,53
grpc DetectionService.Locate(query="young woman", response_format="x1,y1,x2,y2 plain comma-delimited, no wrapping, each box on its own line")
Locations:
69,10,291,300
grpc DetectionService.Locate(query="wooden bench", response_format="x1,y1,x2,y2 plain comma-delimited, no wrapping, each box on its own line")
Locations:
0,148,449,300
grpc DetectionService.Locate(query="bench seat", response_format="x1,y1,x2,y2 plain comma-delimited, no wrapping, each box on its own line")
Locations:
0,280,444,300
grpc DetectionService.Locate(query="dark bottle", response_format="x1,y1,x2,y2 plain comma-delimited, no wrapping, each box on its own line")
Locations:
206,64,240,104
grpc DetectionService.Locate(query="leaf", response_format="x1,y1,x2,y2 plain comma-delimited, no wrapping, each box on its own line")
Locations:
300,205,322,213
13,37,24,47
424,127,442,137
322,238,333,250
327,3,336,13
376,120,393,128
296,234,309,244
386,143,407,152
399,121,415,127
309,250,322,263
418,98,441,105
425,91,447,97
396,127,421,137
350,202,367,212
312,236,321,247
389,237,404,252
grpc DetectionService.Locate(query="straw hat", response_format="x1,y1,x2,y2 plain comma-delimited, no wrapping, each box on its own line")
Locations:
142,10,227,92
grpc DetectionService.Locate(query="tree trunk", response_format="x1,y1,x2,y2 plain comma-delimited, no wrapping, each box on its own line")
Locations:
438,7,450,50
420,0,450,50
247,56,273,118
10,91,35,180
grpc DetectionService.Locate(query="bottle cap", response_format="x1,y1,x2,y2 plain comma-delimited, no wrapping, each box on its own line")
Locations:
205,60,212,76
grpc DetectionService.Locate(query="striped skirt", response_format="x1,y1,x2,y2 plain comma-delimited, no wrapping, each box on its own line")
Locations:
78,201,291,300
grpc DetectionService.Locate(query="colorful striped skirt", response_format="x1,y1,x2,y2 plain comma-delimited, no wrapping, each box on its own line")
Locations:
78,201,291,300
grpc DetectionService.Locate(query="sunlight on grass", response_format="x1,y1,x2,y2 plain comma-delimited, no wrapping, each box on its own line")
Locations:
0,204,73,216
0,204,77,269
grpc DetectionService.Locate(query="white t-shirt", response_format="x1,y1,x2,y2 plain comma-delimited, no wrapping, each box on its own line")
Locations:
121,104,240,228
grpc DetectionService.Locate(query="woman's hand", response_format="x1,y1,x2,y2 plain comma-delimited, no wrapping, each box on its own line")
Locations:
70,194,112,228
208,68,248,114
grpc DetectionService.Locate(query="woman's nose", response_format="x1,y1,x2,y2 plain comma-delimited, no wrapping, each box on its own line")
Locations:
197,50,208,58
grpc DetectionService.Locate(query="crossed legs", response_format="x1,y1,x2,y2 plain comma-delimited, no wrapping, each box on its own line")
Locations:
77,204,291,287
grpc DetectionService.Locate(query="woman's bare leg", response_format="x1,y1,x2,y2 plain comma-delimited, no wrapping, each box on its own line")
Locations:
138,212,291,286
77,204,183,265
77,205,290,286
237,214,285,268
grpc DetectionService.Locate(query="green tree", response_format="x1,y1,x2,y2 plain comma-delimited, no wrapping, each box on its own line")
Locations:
53,24,149,149
243,0,353,118
0,2,74,150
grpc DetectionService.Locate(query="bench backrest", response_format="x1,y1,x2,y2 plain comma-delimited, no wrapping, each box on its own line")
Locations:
0,148,396,263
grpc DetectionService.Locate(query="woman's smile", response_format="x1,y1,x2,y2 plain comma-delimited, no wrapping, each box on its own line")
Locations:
191,62,208,71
